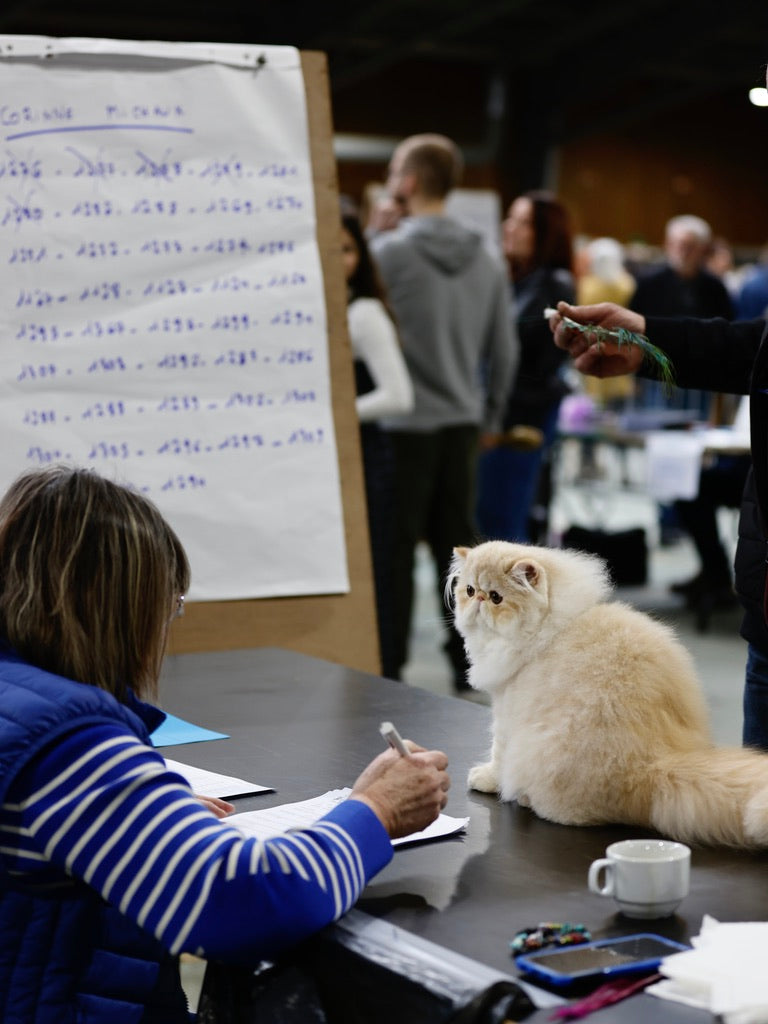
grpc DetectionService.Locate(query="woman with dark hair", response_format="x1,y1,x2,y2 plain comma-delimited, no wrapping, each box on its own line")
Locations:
340,200,412,424
0,465,448,1023
476,190,575,543
341,199,413,678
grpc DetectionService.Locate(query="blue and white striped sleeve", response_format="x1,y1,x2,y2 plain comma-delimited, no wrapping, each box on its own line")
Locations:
0,722,393,963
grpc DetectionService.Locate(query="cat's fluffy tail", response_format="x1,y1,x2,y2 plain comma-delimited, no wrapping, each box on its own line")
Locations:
649,747,768,848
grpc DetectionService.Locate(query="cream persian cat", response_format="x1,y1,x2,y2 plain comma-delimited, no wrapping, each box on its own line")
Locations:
449,540,768,848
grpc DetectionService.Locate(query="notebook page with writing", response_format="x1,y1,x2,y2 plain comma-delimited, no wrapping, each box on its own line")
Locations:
227,788,469,846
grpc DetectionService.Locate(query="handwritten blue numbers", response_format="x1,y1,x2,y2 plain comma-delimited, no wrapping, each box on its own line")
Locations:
2,78,328,495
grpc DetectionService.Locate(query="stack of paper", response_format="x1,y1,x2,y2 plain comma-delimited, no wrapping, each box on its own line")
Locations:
163,758,272,798
648,915,768,1023
162,762,469,848
228,788,470,847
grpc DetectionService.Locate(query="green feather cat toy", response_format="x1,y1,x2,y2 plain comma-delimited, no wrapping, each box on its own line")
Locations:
544,307,675,391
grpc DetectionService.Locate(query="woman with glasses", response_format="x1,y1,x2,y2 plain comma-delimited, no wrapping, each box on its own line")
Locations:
0,464,449,1024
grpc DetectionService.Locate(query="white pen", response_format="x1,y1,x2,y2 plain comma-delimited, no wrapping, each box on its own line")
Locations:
379,720,410,757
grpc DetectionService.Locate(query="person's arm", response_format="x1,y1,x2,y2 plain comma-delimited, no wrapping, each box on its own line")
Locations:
644,315,760,394
549,302,646,377
349,298,414,422
550,301,763,395
2,722,448,965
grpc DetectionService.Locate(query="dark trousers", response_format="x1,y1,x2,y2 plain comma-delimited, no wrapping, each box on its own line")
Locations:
475,406,561,543
674,454,750,586
360,423,398,680
744,643,768,751
475,445,542,542
386,424,479,683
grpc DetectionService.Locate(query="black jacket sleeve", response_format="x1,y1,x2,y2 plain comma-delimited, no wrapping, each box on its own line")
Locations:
642,317,764,394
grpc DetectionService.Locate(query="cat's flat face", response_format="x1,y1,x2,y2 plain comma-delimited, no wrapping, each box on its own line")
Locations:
452,543,547,642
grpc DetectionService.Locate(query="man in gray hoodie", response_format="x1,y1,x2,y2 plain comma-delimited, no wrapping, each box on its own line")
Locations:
370,133,518,689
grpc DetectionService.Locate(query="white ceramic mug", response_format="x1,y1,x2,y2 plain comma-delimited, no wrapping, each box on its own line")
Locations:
588,839,691,918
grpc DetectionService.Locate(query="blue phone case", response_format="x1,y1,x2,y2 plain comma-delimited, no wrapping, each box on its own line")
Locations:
515,933,690,987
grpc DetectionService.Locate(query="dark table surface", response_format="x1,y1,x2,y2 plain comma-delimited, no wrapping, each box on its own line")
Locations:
159,646,768,1023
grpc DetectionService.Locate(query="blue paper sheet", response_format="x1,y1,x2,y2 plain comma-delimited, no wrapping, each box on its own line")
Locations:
152,712,229,747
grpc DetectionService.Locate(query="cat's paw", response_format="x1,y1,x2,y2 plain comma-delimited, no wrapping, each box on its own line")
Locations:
468,763,499,793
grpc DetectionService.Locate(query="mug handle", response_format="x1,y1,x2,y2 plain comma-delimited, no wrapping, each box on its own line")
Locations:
588,858,615,896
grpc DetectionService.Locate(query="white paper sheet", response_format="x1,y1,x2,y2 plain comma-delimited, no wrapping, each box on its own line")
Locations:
645,431,704,501
645,425,750,501
648,915,768,1024
228,788,470,847
693,427,751,452
162,757,273,798
0,36,349,600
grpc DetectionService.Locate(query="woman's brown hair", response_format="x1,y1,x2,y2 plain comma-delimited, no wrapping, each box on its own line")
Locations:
510,190,574,279
0,465,190,701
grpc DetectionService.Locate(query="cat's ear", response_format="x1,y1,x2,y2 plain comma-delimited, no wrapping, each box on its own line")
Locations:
509,558,548,603
450,546,470,575
445,547,469,610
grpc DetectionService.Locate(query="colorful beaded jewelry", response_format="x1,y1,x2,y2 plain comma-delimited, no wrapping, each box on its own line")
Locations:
510,922,592,957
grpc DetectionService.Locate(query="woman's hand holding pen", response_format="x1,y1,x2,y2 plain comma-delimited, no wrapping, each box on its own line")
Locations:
349,738,450,840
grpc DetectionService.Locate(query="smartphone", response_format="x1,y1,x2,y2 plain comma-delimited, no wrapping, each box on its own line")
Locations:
515,933,690,988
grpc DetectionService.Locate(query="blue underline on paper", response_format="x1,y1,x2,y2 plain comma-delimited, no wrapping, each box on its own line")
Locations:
6,124,194,141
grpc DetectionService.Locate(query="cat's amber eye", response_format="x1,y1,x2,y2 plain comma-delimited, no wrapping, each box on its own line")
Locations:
489,591,502,604
466,585,475,596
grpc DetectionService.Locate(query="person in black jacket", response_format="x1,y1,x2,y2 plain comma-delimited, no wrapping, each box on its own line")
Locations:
549,300,768,751
631,215,734,322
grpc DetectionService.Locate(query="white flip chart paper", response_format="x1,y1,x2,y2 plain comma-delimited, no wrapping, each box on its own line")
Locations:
0,37,349,599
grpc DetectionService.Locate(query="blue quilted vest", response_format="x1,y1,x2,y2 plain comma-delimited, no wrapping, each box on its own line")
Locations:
0,644,190,1024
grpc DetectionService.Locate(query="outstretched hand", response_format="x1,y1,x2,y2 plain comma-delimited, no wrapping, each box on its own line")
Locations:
197,795,235,818
548,301,647,378
350,742,450,839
